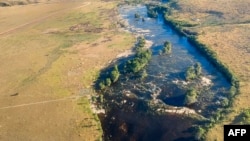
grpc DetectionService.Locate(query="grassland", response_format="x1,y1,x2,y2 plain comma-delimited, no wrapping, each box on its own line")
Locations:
165,0,250,140
0,0,135,140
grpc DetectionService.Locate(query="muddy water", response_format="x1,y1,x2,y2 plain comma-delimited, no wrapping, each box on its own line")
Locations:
98,5,231,141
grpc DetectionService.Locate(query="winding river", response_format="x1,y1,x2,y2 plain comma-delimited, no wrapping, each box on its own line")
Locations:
97,4,231,141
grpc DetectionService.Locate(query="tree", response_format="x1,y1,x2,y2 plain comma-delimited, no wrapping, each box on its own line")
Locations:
185,66,196,81
194,62,202,76
185,63,202,81
105,78,112,87
125,49,152,73
110,65,120,83
184,88,197,105
135,37,146,52
195,126,205,140
98,81,106,90
163,41,172,54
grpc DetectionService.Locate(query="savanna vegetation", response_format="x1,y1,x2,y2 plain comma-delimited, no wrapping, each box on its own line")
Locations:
0,0,137,140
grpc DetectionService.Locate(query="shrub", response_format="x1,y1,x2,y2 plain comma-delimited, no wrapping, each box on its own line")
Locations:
0,2,10,7
98,81,106,90
239,109,250,124
185,66,196,81
194,62,202,76
110,65,120,83
185,63,202,81
195,126,206,140
184,88,198,105
135,37,146,52
229,86,237,98
105,78,112,87
163,41,172,54
125,49,152,73
221,98,229,107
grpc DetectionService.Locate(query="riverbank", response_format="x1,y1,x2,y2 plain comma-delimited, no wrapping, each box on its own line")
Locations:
149,0,249,140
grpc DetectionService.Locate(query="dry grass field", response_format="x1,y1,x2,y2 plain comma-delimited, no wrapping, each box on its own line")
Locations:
167,0,250,140
0,0,135,140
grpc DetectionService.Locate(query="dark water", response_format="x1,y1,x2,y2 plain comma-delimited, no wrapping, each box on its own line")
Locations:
162,0,169,3
98,5,231,141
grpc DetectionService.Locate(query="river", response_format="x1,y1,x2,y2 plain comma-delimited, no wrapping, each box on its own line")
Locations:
97,4,231,141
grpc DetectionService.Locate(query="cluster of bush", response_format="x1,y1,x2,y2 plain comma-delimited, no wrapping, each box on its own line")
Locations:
98,65,120,90
146,4,168,18
135,37,146,52
124,49,152,73
123,37,151,73
98,37,152,90
183,62,207,106
162,41,172,54
185,63,202,81
184,88,198,105
238,109,250,124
